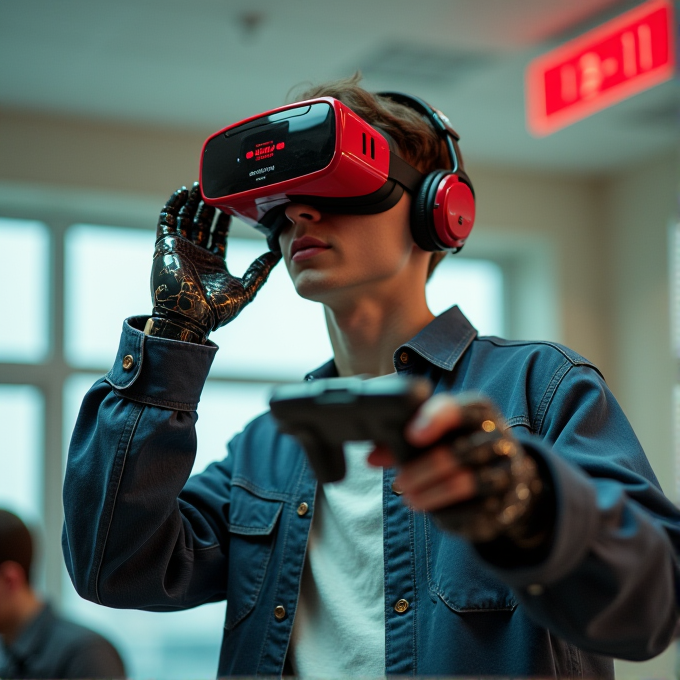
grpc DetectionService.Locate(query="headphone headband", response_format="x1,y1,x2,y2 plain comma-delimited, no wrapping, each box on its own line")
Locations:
376,91,465,178
376,91,475,253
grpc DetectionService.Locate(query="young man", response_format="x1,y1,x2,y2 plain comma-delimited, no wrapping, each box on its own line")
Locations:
0,509,125,679
63,77,680,678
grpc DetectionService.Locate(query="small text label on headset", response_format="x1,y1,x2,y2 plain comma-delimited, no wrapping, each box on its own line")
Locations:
249,166,275,177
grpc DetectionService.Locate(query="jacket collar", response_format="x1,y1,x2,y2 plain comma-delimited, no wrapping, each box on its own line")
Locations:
396,305,477,371
4,602,52,665
305,305,477,379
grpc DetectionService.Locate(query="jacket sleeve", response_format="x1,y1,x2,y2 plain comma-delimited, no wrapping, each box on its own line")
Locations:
477,363,680,660
62,316,233,611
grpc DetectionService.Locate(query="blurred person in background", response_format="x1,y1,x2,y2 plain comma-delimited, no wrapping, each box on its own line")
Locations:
0,509,125,679
63,75,680,678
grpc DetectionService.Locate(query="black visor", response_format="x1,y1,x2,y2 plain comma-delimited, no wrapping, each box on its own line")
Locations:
201,102,337,199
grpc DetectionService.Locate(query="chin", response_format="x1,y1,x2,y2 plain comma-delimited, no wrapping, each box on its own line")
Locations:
291,269,339,302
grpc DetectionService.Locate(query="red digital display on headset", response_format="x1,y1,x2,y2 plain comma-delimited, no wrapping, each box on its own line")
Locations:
199,95,475,253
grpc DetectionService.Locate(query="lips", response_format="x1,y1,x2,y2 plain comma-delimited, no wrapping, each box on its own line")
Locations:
290,235,331,262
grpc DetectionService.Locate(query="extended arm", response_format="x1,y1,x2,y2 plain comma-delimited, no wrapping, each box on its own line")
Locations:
482,367,680,659
372,365,680,659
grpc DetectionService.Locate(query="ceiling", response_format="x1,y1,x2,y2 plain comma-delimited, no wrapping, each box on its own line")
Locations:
1,0,677,173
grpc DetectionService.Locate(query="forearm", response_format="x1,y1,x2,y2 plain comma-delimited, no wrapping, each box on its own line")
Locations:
473,365,680,660
62,317,226,610
482,444,679,658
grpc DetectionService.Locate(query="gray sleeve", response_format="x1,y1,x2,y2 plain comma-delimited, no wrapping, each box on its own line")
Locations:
59,634,126,679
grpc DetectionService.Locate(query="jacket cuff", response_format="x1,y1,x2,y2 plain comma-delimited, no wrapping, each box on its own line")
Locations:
476,435,599,589
105,316,217,411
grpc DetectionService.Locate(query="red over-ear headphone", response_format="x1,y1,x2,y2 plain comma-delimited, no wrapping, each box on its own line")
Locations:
377,92,476,253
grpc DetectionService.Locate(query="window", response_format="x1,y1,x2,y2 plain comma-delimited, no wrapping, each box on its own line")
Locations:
64,225,153,368
0,219,50,363
427,256,504,336
0,385,44,523
0,209,505,679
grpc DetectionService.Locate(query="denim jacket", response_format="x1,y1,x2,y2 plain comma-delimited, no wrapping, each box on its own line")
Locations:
63,307,680,677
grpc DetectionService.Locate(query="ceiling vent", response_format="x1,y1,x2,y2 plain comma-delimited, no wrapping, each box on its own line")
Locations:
357,42,493,85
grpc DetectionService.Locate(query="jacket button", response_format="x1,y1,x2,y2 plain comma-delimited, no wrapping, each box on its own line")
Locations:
122,354,135,370
399,351,409,365
394,599,409,613
274,605,286,620
391,481,403,496
297,502,309,516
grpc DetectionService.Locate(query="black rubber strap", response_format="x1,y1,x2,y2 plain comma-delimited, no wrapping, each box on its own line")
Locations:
144,317,206,344
389,155,424,193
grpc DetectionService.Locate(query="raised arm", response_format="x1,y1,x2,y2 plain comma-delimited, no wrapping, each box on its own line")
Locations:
62,185,279,610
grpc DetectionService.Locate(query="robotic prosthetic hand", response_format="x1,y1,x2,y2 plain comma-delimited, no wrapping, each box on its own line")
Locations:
145,183,281,343
424,397,549,546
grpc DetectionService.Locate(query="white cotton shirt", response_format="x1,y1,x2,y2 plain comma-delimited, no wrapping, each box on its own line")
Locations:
290,378,392,677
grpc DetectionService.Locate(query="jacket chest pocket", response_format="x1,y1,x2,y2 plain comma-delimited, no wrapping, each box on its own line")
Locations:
425,515,517,613
225,483,283,631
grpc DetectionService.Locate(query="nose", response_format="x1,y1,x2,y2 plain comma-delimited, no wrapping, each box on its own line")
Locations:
284,203,321,225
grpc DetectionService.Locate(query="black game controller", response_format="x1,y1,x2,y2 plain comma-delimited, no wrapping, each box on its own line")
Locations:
269,376,434,483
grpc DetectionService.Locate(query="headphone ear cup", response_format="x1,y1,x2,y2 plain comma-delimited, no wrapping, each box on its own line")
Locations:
410,170,449,252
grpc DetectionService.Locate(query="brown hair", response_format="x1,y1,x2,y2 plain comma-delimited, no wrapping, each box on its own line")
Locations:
291,73,449,278
0,509,34,583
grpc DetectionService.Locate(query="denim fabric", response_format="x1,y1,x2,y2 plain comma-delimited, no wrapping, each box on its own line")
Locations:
63,307,680,678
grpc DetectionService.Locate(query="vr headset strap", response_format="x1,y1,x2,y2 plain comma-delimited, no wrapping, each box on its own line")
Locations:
389,155,424,193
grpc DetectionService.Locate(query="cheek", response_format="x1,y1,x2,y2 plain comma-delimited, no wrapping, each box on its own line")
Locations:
334,216,415,284
358,218,414,266
356,238,405,269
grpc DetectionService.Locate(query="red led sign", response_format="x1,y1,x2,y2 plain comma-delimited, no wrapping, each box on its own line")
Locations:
526,0,675,136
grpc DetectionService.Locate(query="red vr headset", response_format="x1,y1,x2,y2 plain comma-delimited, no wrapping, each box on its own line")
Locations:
199,92,475,253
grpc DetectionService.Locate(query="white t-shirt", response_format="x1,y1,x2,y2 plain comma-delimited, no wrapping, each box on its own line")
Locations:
290,378,392,677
